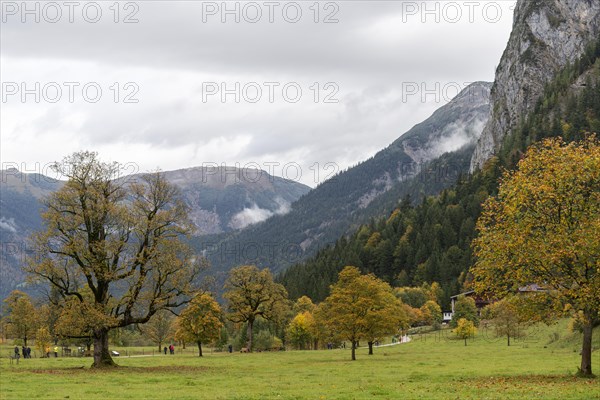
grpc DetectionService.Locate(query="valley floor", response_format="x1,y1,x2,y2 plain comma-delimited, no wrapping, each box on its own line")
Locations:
0,321,598,400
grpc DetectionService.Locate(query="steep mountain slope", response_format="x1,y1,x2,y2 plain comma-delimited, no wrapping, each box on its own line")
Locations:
198,82,492,276
471,0,600,170
282,1,600,304
0,167,309,299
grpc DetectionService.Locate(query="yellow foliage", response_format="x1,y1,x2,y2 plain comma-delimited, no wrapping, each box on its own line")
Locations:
175,293,223,345
35,326,53,357
319,266,406,359
471,137,600,374
223,265,289,325
293,296,316,314
365,232,382,249
286,311,316,350
472,137,600,317
3,291,40,345
454,318,476,345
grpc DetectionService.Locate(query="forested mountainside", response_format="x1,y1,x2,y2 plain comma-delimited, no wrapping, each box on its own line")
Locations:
281,36,600,309
195,83,492,277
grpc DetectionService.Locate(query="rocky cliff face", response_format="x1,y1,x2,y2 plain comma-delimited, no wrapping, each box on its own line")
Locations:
471,0,600,170
399,81,491,165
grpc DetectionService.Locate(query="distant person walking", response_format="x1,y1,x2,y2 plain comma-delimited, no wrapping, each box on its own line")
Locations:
54,346,59,357
169,344,174,355
14,346,20,359
164,346,168,355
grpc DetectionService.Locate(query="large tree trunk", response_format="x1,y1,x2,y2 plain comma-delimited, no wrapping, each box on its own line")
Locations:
197,341,203,357
507,333,510,347
23,336,28,347
92,329,116,368
579,319,593,377
247,320,254,352
351,340,356,361
368,341,374,355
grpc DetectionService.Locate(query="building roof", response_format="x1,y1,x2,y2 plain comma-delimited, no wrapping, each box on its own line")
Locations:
449,290,475,299
518,284,547,292
450,284,547,300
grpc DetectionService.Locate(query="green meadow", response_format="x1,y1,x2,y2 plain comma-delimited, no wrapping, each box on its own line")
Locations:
1,320,598,400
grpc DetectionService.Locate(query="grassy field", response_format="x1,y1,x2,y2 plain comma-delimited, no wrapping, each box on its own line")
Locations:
0,321,598,400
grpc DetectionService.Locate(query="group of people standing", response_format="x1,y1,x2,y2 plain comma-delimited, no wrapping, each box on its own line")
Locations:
163,344,175,355
14,345,60,359
45,346,59,358
14,346,32,359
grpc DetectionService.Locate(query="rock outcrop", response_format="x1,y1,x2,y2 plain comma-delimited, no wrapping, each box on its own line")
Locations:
471,0,600,171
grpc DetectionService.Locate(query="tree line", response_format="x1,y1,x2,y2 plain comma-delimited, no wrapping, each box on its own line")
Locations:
2,264,450,362
2,263,549,358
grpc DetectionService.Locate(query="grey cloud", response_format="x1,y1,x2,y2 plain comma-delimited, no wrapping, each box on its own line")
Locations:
1,2,509,80
1,1,515,187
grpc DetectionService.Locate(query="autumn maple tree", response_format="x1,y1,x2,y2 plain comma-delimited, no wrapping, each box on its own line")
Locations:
286,311,316,350
28,151,204,368
472,137,599,377
454,318,476,346
175,293,223,357
420,300,443,326
481,297,528,347
293,295,316,314
363,286,405,355
319,266,404,360
3,290,39,347
223,265,288,352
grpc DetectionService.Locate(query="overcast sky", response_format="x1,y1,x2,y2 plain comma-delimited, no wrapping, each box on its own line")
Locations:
1,1,516,187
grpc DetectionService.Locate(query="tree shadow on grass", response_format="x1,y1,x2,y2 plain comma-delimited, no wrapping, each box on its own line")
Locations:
22,366,210,374
462,374,598,389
